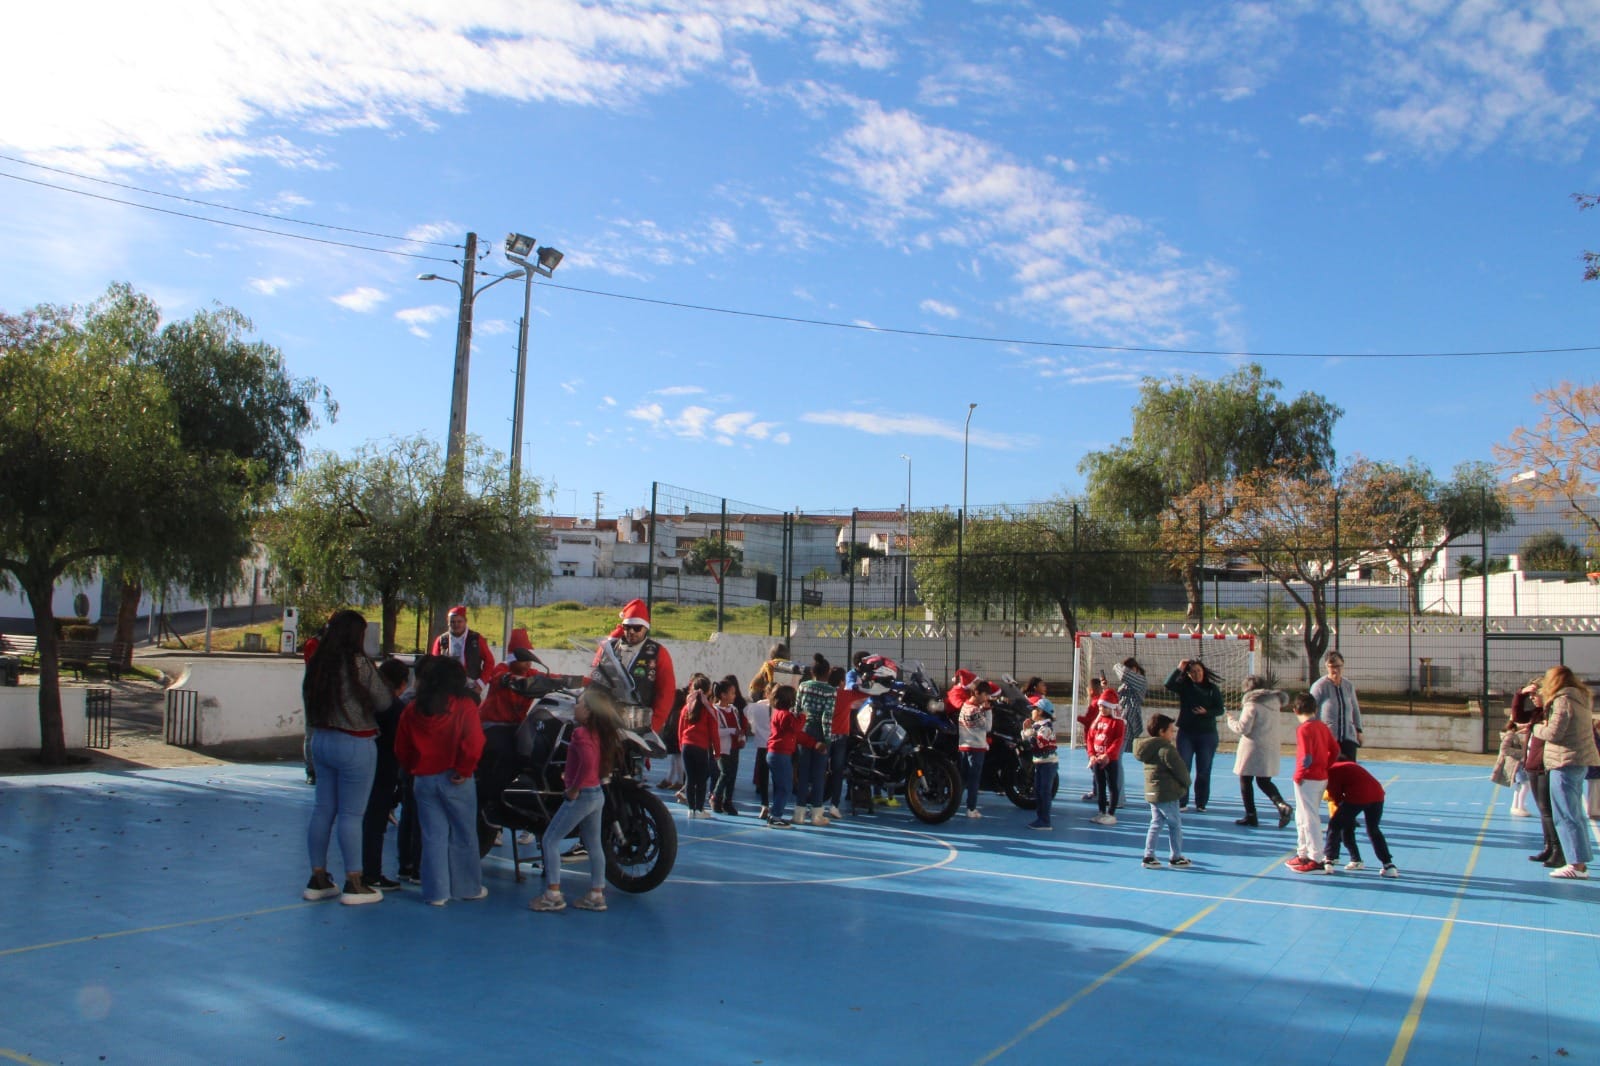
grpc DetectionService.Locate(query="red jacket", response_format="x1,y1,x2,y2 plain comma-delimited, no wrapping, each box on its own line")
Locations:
1086,714,1126,764
678,692,722,755
767,707,825,755
395,695,486,778
1294,718,1338,783
831,687,865,736
477,662,534,725
1326,761,1384,806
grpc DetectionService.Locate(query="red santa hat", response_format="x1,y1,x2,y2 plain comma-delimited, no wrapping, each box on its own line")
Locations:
619,598,651,630
448,605,468,619
953,668,977,687
507,627,534,660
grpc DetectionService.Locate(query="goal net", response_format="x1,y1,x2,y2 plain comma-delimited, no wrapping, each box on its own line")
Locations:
1069,633,1257,750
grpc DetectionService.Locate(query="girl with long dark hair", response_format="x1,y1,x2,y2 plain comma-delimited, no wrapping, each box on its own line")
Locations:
395,655,487,905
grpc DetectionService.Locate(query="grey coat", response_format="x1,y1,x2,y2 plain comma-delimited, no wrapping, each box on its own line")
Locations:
1533,686,1600,770
1228,687,1287,778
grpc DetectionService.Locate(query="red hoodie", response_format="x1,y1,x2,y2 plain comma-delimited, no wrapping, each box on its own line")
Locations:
395,694,486,778
1326,760,1385,806
678,691,722,755
767,707,825,755
1294,717,1338,784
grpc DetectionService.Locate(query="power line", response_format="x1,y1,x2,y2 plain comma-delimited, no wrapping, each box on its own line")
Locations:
4,160,1596,359
0,152,460,248
0,170,459,264
544,282,1600,360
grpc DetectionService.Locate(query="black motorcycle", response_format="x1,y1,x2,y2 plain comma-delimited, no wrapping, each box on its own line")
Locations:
477,667,677,894
984,676,1057,810
847,658,962,824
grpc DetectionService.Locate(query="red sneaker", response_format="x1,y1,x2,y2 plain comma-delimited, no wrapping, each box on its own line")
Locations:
1284,856,1312,871
1290,858,1323,874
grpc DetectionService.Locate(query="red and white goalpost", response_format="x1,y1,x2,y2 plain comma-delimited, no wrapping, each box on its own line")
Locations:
1068,632,1257,749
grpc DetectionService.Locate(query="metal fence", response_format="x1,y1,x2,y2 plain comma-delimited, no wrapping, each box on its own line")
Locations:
636,482,1600,739
166,688,200,748
86,687,111,749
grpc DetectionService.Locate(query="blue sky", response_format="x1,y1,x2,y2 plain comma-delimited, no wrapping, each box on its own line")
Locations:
2,1,1598,518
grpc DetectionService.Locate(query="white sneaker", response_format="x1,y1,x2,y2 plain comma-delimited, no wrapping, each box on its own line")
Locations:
1510,807,1531,817
515,830,535,845
967,809,982,819
1345,860,1365,871
811,808,830,827
800,806,813,825
1091,813,1116,825
827,805,842,819
1381,864,1400,878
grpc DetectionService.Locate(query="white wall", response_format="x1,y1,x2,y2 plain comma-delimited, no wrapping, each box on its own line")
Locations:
0,688,87,749
167,661,304,745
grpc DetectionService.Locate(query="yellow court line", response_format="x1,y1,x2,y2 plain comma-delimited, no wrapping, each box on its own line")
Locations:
0,903,312,959
973,852,1287,1065
1385,796,1496,1066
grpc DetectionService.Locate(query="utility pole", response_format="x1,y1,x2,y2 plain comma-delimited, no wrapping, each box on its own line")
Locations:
445,231,478,479
593,491,604,525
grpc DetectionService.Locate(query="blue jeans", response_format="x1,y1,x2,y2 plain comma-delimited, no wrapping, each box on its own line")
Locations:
825,736,850,807
1145,800,1184,860
769,752,794,820
1550,765,1594,865
412,771,482,903
541,785,606,893
796,743,828,809
307,729,377,877
1032,762,1058,826
961,750,986,811
1176,729,1219,808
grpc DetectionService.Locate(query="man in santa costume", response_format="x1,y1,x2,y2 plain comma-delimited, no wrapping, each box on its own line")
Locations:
591,598,677,737
429,605,496,698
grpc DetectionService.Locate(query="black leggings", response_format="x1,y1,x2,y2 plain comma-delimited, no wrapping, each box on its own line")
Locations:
1239,776,1287,817
683,745,712,812
1530,771,1565,862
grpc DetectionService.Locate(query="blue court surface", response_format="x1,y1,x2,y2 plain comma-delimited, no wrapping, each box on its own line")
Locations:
2,757,1597,1065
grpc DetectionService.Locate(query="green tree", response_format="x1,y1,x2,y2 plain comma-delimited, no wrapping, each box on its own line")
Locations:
0,300,199,761
1518,531,1586,573
95,285,330,662
1082,364,1341,619
910,501,1151,638
683,536,743,577
261,434,547,652
1342,459,1511,612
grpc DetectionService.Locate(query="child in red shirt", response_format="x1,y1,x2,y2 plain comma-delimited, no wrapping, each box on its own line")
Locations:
395,656,487,906
677,674,721,819
766,685,826,829
1288,692,1339,873
1087,697,1127,825
1323,759,1399,877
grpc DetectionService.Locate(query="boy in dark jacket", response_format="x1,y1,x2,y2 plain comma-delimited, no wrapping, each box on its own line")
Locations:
1134,714,1192,869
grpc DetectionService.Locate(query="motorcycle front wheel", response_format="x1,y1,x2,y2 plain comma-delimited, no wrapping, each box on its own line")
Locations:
905,751,961,824
1004,760,1037,809
603,780,678,893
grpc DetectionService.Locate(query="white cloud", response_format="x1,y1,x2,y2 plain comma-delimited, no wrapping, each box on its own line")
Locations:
560,379,581,395
247,275,291,295
628,399,787,446
394,303,449,337
919,298,959,319
917,61,1019,108
0,3,915,181
824,103,1233,344
655,385,706,397
801,409,1029,450
332,286,387,312
602,396,617,407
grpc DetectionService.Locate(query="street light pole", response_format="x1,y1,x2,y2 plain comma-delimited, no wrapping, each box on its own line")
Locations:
955,403,976,670
899,453,911,620
500,234,564,651
446,231,478,477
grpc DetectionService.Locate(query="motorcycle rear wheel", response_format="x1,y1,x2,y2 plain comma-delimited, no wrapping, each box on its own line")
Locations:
906,752,961,824
603,780,678,893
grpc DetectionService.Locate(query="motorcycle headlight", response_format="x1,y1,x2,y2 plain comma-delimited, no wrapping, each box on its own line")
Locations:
928,699,945,714
621,704,652,731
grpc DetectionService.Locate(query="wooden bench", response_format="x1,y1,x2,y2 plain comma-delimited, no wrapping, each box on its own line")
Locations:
56,640,132,681
0,633,38,669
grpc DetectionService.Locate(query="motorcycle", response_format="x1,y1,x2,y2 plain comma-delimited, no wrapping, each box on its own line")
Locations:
847,657,962,824
984,675,1057,810
476,657,677,894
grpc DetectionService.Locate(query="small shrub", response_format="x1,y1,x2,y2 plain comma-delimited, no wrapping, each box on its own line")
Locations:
547,600,584,611
61,624,99,641
694,607,718,622
653,603,678,616
1521,531,1586,573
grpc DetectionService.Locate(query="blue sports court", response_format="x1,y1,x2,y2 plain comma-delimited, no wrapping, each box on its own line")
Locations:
0,756,1595,1065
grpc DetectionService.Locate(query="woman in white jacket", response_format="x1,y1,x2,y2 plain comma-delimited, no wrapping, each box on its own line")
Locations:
1228,676,1293,828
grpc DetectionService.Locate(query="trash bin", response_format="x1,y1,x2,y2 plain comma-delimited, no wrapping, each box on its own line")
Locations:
0,656,19,686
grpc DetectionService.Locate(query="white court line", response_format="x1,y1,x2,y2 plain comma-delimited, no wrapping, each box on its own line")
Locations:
671,823,960,887
933,863,1600,942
